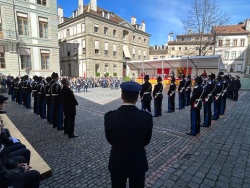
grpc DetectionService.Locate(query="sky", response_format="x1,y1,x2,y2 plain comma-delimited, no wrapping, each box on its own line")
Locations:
57,0,250,46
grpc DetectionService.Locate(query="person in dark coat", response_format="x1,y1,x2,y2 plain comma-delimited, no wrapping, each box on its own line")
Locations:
45,77,52,124
233,75,241,101
227,76,234,100
167,76,176,113
178,74,186,109
185,75,192,106
32,76,39,114
201,73,215,127
153,77,163,117
220,75,229,115
186,76,203,136
212,76,223,120
140,75,152,112
104,82,153,188
61,78,78,138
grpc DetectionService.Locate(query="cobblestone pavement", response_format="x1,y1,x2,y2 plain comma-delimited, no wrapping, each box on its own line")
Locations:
3,88,250,188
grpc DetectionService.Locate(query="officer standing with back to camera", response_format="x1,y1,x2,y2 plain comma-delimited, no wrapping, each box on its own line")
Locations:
140,75,152,112
104,82,153,188
186,76,203,136
32,76,38,114
212,75,223,120
45,76,52,124
167,76,176,113
23,75,32,109
50,72,64,130
201,73,215,127
153,76,163,117
220,75,229,115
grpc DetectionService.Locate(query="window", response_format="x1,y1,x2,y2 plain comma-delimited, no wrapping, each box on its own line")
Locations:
132,48,135,59
67,43,70,56
240,39,245,46
94,24,99,32
144,39,147,44
94,41,99,54
171,47,175,50
113,65,117,74
231,51,236,60
237,64,242,72
0,8,2,32
20,48,31,69
113,44,117,56
154,45,157,50
39,18,48,38
0,46,5,68
185,47,187,50
66,29,70,37
139,37,141,43
82,23,85,32
225,40,230,47
41,50,50,70
104,42,108,56
153,56,158,60
95,64,99,74
82,40,86,54
218,40,223,47
133,36,135,42
210,47,213,50
105,64,108,73
179,47,181,50
138,49,141,60
113,29,116,37
239,51,244,60
233,39,237,46
224,51,229,59
37,0,46,6
104,27,108,35
17,13,28,35
196,47,199,50
144,50,146,60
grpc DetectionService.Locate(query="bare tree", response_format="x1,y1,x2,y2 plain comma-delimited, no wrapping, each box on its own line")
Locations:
182,0,230,56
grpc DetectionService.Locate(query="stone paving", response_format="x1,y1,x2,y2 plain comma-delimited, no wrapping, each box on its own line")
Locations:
3,87,250,188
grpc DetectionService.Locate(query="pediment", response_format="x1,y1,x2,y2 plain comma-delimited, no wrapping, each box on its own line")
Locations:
119,21,135,30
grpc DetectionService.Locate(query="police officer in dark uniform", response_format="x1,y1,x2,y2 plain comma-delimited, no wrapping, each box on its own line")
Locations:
178,74,186,109
233,75,241,101
167,76,176,113
32,76,38,114
10,77,15,101
45,76,52,123
20,76,25,106
23,75,32,109
212,76,223,120
37,77,46,119
14,77,20,104
201,73,215,127
153,77,163,117
186,76,203,136
185,75,192,106
140,75,152,112
220,75,229,115
50,72,64,130
104,82,153,188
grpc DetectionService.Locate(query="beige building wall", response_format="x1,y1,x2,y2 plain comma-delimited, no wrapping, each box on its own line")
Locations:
0,0,59,77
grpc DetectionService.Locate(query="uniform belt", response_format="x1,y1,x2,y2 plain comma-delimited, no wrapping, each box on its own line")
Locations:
144,92,151,94
52,94,59,96
22,87,28,88
195,99,201,102
38,92,42,94
32,90,37,92
46,94,50,96
156,92,162,95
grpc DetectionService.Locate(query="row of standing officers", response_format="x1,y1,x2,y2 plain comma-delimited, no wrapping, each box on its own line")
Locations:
8,72,78,138
140,73,241,136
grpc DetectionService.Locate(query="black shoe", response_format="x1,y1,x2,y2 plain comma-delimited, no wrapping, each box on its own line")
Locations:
68,134,78,138
186,132,196,136
58,127,64,131
200,124,208,127
64,132,68,135
152,115,158,117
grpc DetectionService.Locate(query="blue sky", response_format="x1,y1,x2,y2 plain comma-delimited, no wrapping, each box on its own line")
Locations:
57,0,250,46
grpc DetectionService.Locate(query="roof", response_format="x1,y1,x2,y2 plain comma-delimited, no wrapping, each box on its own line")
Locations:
127,56,224,70
213,24,249,34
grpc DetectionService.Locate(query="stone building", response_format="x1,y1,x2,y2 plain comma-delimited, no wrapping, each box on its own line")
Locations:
149,45,168,60
0,0,59,76
58,0,150,78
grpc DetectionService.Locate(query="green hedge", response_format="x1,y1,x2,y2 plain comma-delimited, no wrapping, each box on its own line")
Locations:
96,72,100,77
113,73,117,76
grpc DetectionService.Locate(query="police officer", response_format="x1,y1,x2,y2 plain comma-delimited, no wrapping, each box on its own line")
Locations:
153,77,163,117
104,82,153,188
167,76,176,113
10,77,15,101
233,75,241,101
220,75,229,115
50,72,64,130
185,75,192,106
186,76,203,136
32,76,38,114
23,75,32,109
15,77,21,105
212,76,223,120
20,76,25,106
37,77,46,119
178,74,186,109
201,73,215,127
140,75,152,112
45,77,52,123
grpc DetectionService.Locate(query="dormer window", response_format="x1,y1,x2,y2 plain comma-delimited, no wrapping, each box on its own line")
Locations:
102,11,110,19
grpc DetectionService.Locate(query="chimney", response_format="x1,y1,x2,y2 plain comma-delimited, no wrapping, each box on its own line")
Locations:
245,18,250,32
131,16,136,25
78,0,84,15
141,20,146,32
58,6,64,24
90,0,97,12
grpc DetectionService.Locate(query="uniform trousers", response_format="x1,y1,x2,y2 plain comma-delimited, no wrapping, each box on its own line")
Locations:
185,90,191,106
154,98,162,117
111,173,145,188
26,92,31,109
220,94,227,115
38,95,46,118
52,97,64,130
141,101,151,112
203,101,212,126
168,95,175,112
46,97,51,123
233,90,239,101
178,91,185,109
33,93,38,114
213,97,221,120
190,107,201,135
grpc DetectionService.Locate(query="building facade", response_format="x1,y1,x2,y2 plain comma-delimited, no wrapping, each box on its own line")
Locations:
58,0,150,78
212,22,250,76
149,45,168,60
0,0,59,76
